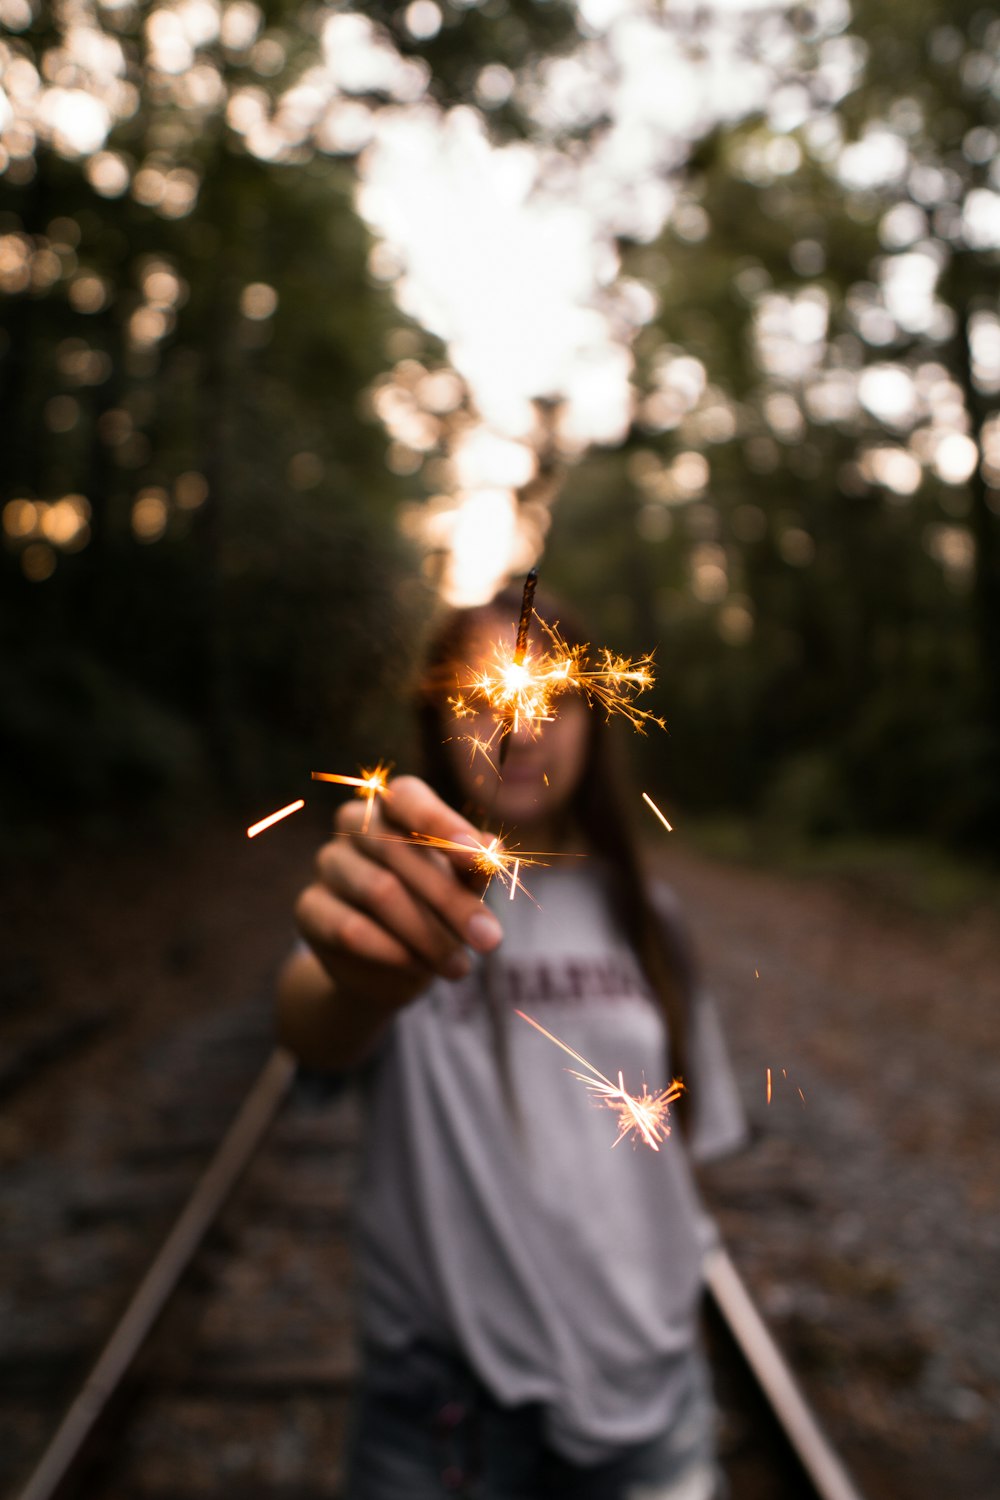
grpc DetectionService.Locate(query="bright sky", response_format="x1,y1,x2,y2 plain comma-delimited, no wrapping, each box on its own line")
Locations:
349,0,830,600
2,0,989,598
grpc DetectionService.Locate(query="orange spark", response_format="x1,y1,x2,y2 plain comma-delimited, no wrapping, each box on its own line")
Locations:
458,732,500,777
246,798,305,839
641,791,674,833
515,1009,683,1151
450,613,665,766
334,827,572,904
311,761,391,832
765,1066,805,1106
406,830,548,903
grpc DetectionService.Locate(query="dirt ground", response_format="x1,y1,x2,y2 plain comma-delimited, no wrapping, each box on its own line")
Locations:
670,843,1000,1500
2,816,998,1499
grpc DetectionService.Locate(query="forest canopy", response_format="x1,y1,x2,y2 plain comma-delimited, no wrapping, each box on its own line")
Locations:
2,0,998,853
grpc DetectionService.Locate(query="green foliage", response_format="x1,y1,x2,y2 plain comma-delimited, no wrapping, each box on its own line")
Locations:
595,0,1000,854
0,1,587,843
3,0,999,861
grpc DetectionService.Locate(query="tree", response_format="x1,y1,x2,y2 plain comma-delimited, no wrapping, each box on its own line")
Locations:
597,0,1000,847
0,0,579,834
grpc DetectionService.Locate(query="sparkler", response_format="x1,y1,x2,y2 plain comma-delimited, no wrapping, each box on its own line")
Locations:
311,761,391,832
405,830,540,901
449,575,666,769
333,826,562,904
246,798,305,839
515,1009,683,1151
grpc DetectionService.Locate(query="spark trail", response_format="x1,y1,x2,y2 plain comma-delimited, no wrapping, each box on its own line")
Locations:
515,1009,683,1151
311,762,391,832
246,799,306,839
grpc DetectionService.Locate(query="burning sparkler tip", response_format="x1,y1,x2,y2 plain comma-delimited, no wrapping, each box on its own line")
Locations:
310,762,391,831
452,610,666,754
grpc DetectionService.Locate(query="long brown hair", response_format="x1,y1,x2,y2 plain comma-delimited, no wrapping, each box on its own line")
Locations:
414,583,692,1125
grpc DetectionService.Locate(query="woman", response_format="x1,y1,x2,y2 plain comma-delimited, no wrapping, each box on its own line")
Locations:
277,585,747,1499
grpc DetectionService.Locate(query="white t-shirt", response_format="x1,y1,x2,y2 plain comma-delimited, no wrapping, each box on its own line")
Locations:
354,865,747,1464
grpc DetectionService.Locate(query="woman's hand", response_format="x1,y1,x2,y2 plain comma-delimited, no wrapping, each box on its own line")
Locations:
292,775,503,1024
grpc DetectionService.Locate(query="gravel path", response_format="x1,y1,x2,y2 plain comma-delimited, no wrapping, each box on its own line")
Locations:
667,844,1000,1500
2,825,997,1499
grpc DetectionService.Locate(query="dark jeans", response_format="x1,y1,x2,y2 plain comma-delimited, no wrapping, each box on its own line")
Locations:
345,1344,722,1500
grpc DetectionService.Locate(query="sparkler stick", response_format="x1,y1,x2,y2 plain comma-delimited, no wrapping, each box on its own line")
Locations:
514,1009,683,1151
514,566,538,666
246,799,305,839
500,566,539,769
310,762,391,832
642,791,674,833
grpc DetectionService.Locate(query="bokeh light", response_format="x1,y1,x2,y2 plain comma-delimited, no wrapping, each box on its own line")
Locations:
131,487,169,542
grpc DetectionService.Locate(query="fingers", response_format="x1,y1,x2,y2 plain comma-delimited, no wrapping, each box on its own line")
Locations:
315,839,476,979
295,882,417,971
382,774,485,863
333,776,504,956
299,775,504,1003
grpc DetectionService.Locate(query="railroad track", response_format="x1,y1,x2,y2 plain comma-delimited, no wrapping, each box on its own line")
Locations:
9,1049,867,1500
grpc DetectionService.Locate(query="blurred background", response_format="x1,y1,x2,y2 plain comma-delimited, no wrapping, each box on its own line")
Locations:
2,1,999,1497
4,0,1000,853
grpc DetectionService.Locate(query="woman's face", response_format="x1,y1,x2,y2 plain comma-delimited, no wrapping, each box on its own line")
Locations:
440,612,591,842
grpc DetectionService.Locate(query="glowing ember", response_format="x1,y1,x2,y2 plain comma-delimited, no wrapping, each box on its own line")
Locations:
642,791,674,833
332,826,566,904
450,612,665,766
404,830,546,903
311,761,391,832
765,1066,806,1107
515,1009,683,1151
246,798,305,839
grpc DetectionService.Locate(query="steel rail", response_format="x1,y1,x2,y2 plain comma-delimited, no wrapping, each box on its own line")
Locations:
704,1244,868,1500
15,1045,866,1500
14,1047,297,1500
